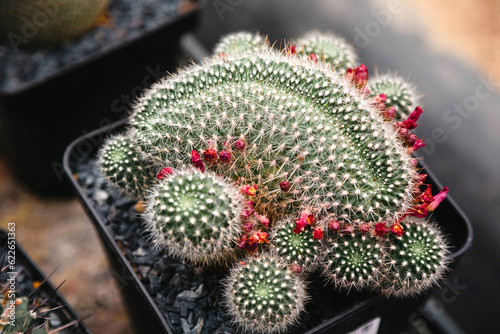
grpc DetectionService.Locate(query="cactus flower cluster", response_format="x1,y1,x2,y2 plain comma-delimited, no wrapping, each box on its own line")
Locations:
98,31,452,333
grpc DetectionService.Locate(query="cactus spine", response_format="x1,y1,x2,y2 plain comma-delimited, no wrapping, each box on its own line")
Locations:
213,31,268,55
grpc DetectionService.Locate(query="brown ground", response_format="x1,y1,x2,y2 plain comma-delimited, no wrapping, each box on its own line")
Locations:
0,1,498,333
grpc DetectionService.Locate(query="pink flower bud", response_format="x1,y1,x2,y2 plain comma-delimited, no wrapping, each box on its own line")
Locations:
156,167,173,179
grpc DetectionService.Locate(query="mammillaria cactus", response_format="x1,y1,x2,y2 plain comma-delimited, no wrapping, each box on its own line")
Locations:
269,218,322,272
368,74,421,120
99,134,157,198
96,30,454,333
380,217,449,297
322,231,382,290
145,169,245,265
213,31,268,55
222,253,308,333
295,31,358,71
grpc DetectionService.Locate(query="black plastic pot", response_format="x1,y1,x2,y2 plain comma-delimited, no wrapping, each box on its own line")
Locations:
0,0,205,196
0,229,91,334
63,120,472,334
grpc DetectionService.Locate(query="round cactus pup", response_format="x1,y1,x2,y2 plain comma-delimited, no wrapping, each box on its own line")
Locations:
222,253,308,333
145,169,245,265
380,217,449,297
213,31,268,55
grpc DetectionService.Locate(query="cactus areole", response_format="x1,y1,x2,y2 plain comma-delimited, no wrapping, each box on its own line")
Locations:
128,51,420,226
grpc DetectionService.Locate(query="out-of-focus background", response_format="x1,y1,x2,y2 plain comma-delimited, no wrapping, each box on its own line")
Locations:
1,0,499,333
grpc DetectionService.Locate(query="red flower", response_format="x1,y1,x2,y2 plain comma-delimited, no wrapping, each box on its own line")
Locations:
309,53,318,62
383,106,397,120
156,167,173,179
293,211,315,234
313,226,324,240
280,181,291,192
427,187,449,211
203,148,218,164
407,138,426,154
191,150,205,172
328,220,341,232
258,215,270,228
390,223,404,237
219,150,232,163
287,45,297,55
346,64,369,89
234,139,246,151
342,224,354,234
409,204,428,218
243,221,254,232
374,222,389,237
359,223,370,233
290,263,302,274
396,106,423,131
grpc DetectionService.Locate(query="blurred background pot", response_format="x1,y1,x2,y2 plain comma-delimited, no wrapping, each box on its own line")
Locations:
0,0,111,45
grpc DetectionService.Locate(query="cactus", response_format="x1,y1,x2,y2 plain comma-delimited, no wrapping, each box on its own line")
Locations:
95,30,454,333
368,74,420,120
295,31,358,71
0,0,110,45
213,31,268,55
322,231,382,290
127,50,420,227
98,134,157,198
222,253,308,333
379,217,449,297
144,169,246,265
269,217,322,271
0,297,48,334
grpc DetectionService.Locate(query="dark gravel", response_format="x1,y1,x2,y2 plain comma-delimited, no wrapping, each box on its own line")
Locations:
74,155,379,334
0,0,189,92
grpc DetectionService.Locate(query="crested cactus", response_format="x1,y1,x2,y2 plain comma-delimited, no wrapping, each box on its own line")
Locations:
95,30,455,333
98,134,157,198
222,253,308,333
0,0,110,45
368,74,420,120
322,231,382,290
128,50,420,227
213,31,268,55
144,169,245,265
269,217,322,272
295,31,358,71
379,217,449,297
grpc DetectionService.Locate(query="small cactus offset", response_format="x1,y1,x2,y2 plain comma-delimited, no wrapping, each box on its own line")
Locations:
222,253,308,333
322,231,382,290
144,169,245,265
96,30,456,333
368,74,421,120
213,31,268,55
295,31,358,70
98,134,157,198
379,217,450,297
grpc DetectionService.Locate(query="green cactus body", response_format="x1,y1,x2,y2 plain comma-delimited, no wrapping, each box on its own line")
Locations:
322,233,382,289
145,169,245,265
296,31,358,71
0,297,49,334
213,31,268,55
129,51,419,225
98,134,157,198
380,218,449,297
222,253,308,333
0,0,110,45
368,75,420,120
269,218,322,271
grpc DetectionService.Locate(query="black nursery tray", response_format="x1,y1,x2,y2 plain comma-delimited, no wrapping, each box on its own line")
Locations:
0,229,91,334
63,120,472,334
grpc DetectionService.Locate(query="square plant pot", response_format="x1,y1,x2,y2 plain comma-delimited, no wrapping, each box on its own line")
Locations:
0,228,91,334
63,119,472,334
0,0,205,196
